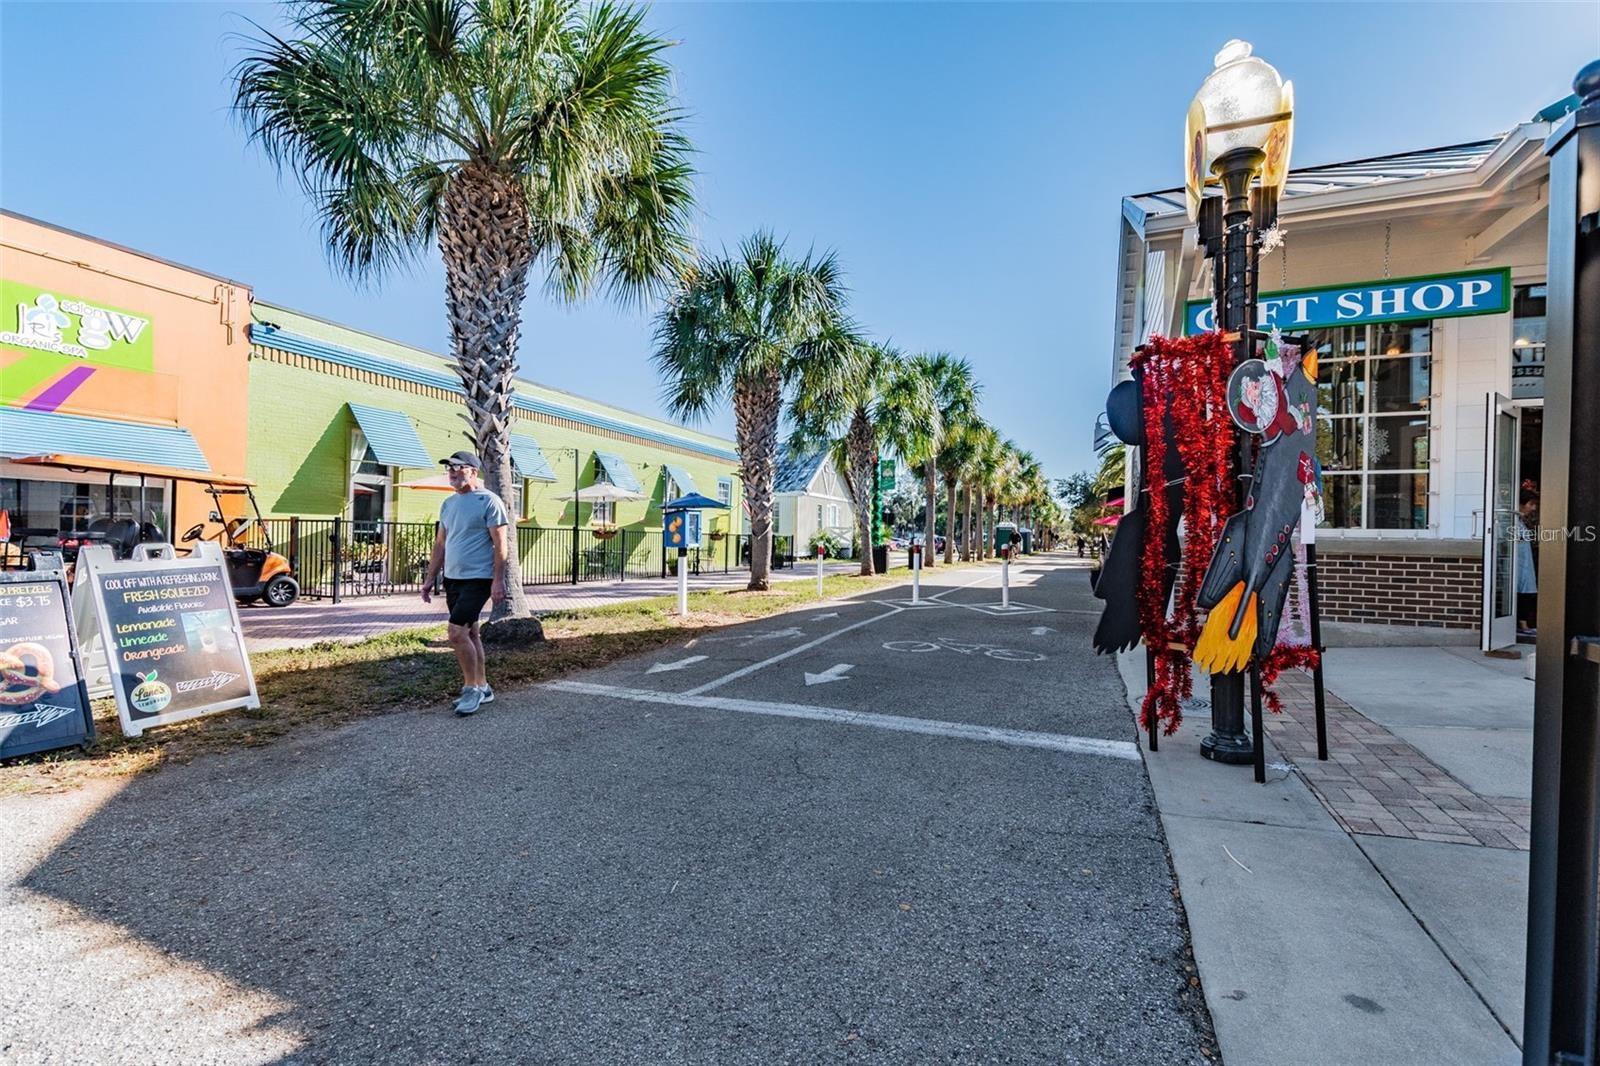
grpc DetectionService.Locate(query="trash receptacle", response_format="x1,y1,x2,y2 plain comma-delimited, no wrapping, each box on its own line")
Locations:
1020,528,1034,554
994,521,1018,553
872,544,889,573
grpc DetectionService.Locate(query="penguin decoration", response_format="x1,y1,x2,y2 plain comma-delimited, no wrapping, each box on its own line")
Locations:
1193,330,1321,673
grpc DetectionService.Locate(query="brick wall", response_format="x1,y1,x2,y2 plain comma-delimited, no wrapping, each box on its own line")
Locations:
1317,549,1481,630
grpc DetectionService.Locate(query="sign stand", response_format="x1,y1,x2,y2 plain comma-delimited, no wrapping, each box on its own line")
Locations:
911,545,921,604
75,541,259,738
0,562,95,759
1001,552,1011,609
816,546,825,597
676,550,689,617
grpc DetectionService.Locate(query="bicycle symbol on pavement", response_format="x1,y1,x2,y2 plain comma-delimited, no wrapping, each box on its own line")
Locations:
881,637,1045,662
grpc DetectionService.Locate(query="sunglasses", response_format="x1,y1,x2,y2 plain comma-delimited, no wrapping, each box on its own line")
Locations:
446,464,473,472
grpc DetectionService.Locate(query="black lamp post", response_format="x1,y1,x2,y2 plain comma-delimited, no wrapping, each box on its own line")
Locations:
1522,57,1600,1066
1186,39,1292,765
1198,143,1271,764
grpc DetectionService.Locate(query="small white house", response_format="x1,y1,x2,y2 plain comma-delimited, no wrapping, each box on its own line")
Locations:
767,451,855,551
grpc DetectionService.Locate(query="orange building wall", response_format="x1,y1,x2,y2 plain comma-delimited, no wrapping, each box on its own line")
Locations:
0,213,255,533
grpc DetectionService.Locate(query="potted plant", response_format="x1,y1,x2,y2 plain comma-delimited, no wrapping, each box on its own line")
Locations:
592,524,619,541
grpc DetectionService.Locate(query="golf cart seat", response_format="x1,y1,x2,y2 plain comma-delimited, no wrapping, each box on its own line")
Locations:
103,518,142,558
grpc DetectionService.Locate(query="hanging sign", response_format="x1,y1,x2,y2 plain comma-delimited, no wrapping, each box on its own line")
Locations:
1184,268,1511,335
877,458,896,492
0,567,95,760
74,542,258,737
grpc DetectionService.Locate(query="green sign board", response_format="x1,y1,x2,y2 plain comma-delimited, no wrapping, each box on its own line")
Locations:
877,458,896,492
0,278,155,374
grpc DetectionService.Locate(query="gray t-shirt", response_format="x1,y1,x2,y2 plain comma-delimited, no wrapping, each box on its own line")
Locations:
439,488,511,580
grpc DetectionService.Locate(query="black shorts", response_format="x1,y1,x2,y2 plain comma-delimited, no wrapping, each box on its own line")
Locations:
443,577,493,627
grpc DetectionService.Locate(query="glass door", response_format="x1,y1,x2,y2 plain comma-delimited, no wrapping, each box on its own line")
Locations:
1482,394,1518,650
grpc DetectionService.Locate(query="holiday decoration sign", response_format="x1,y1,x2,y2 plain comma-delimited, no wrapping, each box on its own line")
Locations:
74,542,258,738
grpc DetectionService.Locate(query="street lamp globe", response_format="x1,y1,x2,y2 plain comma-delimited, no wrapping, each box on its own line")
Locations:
1193,39,1286,165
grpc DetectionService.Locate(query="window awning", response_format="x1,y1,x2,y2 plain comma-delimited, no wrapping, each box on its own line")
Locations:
663,464,698,497
509,433,557,482
594,451,641,493
347,403,433,468
0,407,211,473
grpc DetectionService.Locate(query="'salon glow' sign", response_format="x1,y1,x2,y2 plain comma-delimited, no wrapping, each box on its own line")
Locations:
1184,268,1510,335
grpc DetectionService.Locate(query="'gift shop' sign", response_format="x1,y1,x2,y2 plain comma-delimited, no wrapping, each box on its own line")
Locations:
1184,268,1510,335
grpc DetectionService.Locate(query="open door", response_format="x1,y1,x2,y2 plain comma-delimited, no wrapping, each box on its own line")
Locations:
1482,393,1519,650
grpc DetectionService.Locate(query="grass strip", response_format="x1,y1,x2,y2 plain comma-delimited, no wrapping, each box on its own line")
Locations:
1,566,928,795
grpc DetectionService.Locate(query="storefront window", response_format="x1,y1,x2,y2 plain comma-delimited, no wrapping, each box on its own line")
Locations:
348,428,392,536
1312,322,1432,530
0,475,171,543
1512,283,1547,400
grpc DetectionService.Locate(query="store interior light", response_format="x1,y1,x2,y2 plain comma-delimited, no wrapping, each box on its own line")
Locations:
1193,40,1288,163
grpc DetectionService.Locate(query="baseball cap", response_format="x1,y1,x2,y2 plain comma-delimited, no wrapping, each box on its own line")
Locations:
440,450,482,469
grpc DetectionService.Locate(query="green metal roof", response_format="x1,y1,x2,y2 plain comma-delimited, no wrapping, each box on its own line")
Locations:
347,403,434,469
0,407,209,472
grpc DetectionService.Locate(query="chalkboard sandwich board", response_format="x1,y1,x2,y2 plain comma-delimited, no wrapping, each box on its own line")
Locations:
0,567,95,760
74,542,260,738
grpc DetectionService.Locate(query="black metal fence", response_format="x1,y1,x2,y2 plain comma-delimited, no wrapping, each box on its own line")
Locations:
254,518,800,601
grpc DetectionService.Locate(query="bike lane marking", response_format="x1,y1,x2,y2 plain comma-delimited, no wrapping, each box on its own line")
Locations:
543,680,1141,762
675,569,997,696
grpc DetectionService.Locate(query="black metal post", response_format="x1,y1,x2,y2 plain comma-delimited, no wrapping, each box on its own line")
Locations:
1306,541,1330,761
1524,60,1600,1066
330,515,342,605
1146,646,1158,752
571,449,580,585
1250,664,1265,784
1200,145,1267,767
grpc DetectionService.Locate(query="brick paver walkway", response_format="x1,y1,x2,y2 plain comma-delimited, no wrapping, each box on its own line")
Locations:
1263,669,1531,850
240,561,868,652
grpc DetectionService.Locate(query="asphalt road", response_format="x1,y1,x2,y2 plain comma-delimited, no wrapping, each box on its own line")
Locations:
3,552,1213,1064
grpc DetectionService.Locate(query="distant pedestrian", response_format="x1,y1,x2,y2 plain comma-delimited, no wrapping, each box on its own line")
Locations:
1075,535,1086,557
421,451,511,716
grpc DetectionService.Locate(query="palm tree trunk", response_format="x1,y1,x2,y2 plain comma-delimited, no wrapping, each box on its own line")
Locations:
922,464,937,569
962,482,974,561
439,165,538,626
847,410,877,576
943,473,957,564
735,371,781,591
977,486,989,560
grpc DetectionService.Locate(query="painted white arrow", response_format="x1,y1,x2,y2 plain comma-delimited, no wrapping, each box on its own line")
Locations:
804,663,854,686
647,655,708,674
1029,626,1056,636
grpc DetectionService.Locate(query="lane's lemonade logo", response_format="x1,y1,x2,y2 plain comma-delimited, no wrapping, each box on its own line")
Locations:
129,670,172,715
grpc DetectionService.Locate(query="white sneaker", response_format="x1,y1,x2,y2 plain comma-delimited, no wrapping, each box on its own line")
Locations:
478,684,495,704
453,687,484,716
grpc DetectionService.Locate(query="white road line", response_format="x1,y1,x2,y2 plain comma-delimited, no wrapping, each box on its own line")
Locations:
545,680,1142,762
682,606,902,695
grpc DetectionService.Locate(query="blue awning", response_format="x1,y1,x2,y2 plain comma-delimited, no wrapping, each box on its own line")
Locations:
594,451,641,493
663,465,698,497
509,433,557,482
347,403,433,468
0,407,210,472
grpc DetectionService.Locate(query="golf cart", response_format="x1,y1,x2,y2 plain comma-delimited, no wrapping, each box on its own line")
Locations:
181,484,299,607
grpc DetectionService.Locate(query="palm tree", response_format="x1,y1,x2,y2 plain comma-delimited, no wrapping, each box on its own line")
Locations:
792,343,938,576
654,232,858,590
909,354,978,568
938,420,981,563
234,0,694,621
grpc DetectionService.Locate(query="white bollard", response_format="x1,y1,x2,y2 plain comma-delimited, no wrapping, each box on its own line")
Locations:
816,547,825,597
1001,556,1011,609
677,553,689,616
912,547,921,604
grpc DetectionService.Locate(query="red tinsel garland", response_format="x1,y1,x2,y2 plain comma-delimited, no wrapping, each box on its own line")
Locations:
1259,644,1322,714
1130,332,1235,734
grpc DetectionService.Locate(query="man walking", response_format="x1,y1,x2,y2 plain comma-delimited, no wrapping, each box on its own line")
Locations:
422,451,511,716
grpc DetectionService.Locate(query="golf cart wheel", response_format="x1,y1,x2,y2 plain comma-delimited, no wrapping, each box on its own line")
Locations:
264,575,299,607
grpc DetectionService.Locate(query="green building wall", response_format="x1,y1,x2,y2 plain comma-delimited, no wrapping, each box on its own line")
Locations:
245,302,744,578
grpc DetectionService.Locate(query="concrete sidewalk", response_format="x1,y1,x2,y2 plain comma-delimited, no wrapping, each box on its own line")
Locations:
1119,644,1534,1066
240,559,870,652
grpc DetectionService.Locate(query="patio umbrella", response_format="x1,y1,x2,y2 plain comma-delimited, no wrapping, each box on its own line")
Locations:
662,493,728,510
1093,514,1121,527
569,482,646,503
400,473,454,491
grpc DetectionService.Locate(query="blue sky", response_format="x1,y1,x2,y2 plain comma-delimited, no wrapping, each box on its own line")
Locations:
2,2,1594,483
